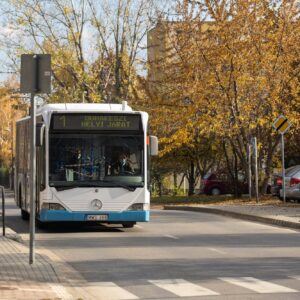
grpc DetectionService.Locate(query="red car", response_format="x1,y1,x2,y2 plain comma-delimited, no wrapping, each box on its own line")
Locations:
271,174,282,197
201,173,248,195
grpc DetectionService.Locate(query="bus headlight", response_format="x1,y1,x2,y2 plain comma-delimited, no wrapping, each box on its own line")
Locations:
42,203,66,211
128,203,149,211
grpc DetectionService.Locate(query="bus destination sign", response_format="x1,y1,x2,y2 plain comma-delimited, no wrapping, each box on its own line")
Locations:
51,114,141,131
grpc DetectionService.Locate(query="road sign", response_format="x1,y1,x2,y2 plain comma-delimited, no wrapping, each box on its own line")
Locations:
272,115,291,135
272,115,291,204
20,53,51,265
20,54,51,93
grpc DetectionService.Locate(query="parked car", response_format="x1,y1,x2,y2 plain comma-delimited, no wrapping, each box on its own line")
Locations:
200,173,248,195
271,166,300,198
279,165,300,202
271,174,282,197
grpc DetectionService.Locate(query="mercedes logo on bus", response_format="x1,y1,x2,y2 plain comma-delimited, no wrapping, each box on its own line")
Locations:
91,199,102,210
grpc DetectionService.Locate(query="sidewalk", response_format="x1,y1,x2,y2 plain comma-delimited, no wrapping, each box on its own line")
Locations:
0,228,82,300
0,191,134,300
0,189,89,299
164,200,300,230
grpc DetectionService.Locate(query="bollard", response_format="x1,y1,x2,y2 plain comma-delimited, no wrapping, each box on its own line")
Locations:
0,186,5,236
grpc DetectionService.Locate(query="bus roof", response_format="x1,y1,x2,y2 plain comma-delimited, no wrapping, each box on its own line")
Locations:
36,102,133,114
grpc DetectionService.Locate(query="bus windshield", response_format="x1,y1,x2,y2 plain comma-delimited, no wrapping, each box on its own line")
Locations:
49,133,144,188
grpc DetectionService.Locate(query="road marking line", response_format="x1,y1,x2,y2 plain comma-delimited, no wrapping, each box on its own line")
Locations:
149,279,219,297
86,282,139,299
49,283,73,299
135,225,143,229
207,247,226,254
164,234,179,239
220,277,298,294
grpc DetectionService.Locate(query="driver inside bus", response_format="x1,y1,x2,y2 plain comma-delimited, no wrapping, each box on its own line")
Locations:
114,152,134,175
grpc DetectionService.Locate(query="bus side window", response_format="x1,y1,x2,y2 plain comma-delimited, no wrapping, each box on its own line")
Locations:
40,132,46,191
147,144,150,191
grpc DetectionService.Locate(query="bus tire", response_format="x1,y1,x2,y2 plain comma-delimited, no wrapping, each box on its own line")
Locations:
122,222,135,228
210,187,221,196
21,209,30,220
37,220,47,229
18,186,23,208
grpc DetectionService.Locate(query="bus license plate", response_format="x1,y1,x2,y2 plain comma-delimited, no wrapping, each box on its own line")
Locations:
87,215,108,221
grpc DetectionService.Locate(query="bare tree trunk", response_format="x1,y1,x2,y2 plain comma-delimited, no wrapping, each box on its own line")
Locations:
233,149,240,198
158,179,163,197
188,161,195,196
178,174,185,189
173,172,178,195
261,135,280,194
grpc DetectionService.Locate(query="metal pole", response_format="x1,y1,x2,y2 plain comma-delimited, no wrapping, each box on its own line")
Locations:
29,92,36,265
29,55,38,265
253,137,259,203
1,186,5,236
29,55,39,264
248,143,252,200
281,134,286,203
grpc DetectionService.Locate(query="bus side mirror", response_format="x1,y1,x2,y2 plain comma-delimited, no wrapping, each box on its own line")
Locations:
150,136,158,156
36,123,45,147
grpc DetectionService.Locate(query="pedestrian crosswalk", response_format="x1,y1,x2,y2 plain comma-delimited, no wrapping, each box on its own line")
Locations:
149,279,219,297
220,277,298,294
82,276,300,299
84,282,139,300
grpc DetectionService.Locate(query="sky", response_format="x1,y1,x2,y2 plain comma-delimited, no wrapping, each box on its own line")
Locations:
0,0,173,85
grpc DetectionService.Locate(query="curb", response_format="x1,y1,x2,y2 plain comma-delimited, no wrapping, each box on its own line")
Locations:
164,205,300,230
38,245,88,286
0,227,24,244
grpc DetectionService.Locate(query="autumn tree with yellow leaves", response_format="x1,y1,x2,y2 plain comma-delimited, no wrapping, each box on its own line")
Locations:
0,0,299,195
0,83,26,168
147,0,300,195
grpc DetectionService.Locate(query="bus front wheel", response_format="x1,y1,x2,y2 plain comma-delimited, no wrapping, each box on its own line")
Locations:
122,222,135,228
21,209,30,220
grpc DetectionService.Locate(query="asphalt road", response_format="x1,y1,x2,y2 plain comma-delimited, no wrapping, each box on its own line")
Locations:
6,196,300,299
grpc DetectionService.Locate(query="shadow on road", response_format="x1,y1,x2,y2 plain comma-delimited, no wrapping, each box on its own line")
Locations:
37,222,124,233
70,257,300,283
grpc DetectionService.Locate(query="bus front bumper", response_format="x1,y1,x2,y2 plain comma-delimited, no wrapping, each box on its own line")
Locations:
39,209,150,222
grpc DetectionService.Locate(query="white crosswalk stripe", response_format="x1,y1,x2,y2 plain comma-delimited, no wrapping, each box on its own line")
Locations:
220,277,298,294
148,279,219,297
49,283,73,300
84,282,139,300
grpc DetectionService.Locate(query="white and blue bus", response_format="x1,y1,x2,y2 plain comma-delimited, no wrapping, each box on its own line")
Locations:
15,102,158,228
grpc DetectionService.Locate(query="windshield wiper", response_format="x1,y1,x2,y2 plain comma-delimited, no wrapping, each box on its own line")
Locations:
52,181,139,191
53,185,82,191
104,181,137,192
80,182,137,190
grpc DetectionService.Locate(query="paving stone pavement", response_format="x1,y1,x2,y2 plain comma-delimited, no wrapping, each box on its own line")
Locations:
0,230,89,300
